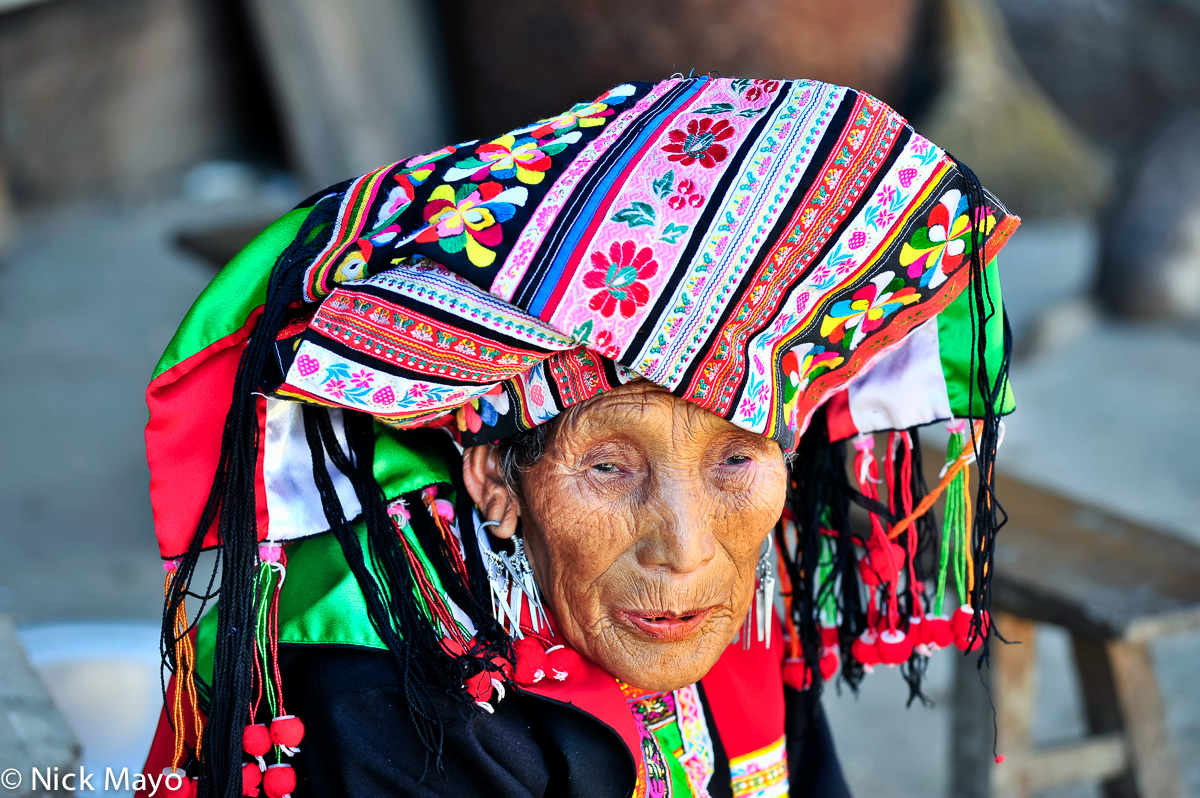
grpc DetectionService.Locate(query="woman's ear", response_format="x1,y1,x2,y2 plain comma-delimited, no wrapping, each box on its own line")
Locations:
462,445,520,540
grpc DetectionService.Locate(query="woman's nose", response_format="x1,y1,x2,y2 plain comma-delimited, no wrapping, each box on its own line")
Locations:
636,490,717,574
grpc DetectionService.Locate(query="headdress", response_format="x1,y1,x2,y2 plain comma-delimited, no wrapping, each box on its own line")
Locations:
145,76,1018,796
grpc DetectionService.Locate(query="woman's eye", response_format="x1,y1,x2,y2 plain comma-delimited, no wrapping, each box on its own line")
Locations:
723,454,751,466
592,463,619,473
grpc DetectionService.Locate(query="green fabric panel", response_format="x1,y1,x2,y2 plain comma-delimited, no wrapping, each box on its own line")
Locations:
192,427,459,689
195,603,217,691
650,717,694,796
194,522,388,692
937,258,1016,417
152,207,312,380
373,427,452,499
276,525,385,649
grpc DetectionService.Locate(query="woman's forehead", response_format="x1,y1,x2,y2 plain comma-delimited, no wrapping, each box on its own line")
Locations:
557,380,760,440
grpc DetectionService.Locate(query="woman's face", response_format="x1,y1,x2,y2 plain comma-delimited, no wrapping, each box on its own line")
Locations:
465,380,787,692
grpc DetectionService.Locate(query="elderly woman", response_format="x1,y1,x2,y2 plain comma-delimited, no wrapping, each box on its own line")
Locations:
140,76,1018,798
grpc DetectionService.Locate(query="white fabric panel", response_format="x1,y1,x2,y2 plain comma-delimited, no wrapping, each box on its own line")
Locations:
847,320,951,433
264,399,361,541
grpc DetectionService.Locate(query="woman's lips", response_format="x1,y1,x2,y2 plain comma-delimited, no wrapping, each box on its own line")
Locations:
617,608,715,642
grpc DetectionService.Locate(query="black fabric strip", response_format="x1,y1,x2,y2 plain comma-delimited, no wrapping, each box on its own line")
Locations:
512,80,696,308
623,81,796,359
698,123,916,437
666,91,862,392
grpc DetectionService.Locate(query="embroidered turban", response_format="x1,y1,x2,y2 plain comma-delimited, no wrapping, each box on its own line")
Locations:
145,76,1018,792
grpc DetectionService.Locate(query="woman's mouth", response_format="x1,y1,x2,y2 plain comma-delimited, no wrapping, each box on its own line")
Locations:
617,607,715,642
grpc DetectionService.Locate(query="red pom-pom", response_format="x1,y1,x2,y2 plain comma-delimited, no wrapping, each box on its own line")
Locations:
819,647,841,681
243,723,272,757
242,762,262,797
877,629,913,665
920,616,955,649
546,645,581,681
270,715,305,749
873,540,907,577
464,670,495,702
441,638,467,657
995,754,1006,764
956,631,983,651
783,657,812,690
262,764,296,798
159,770,192,798
514,637,548,685
950,604,975,639
851,629,880,666
857,557,881,587
954,607,990,651
490,655,514,680
819,624,839,649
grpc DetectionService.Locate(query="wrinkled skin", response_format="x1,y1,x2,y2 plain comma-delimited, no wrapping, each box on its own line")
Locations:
463,381,787,692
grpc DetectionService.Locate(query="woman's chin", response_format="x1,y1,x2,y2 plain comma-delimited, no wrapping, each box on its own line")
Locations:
592,611,738,691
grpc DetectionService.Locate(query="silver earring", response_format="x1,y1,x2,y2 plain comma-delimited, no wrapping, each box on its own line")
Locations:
476,513,549,637
744,539,776,649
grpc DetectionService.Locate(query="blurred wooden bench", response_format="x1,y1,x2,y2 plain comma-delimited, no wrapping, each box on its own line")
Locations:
0,614,80,798
950,469,1199,798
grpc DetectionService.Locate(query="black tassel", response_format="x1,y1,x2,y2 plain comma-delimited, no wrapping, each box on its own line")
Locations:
160,195,339,798
304,406,447,778
950,158,1014,665
779,407,870,698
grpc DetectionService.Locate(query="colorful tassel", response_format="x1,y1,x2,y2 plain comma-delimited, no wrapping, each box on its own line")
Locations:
162,560,202,772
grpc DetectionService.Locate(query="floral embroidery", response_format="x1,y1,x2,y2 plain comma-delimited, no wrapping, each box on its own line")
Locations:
667,178,706,210
332,240,373,283
899,189,995,289
744,79,780,103
444,132,581,186
416,181,529,267
404,144,460,178
780,343,843,430
663,118,735,168
318,363,380,404
800,345,844,381
583,241,660,318
521,83,636,139
819,271,920,350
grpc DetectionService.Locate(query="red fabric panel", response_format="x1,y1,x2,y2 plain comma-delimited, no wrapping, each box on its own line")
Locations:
145,309,268,559
824,388,858,443
519,606,645,782
700,612,786,760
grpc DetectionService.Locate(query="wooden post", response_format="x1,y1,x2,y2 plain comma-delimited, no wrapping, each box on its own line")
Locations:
1107,640,1181,798
245,0,450,189
1072,632,1139,798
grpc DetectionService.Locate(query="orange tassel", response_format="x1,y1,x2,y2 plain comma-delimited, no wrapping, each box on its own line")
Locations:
164,563,203,768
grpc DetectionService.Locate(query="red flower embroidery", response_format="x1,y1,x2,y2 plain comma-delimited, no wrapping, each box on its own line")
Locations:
668,178,706,210
662,118,735,168
745,79,780,103
582,241,660,318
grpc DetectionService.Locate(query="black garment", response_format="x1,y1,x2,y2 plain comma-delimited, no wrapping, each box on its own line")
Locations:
284,646,852,797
